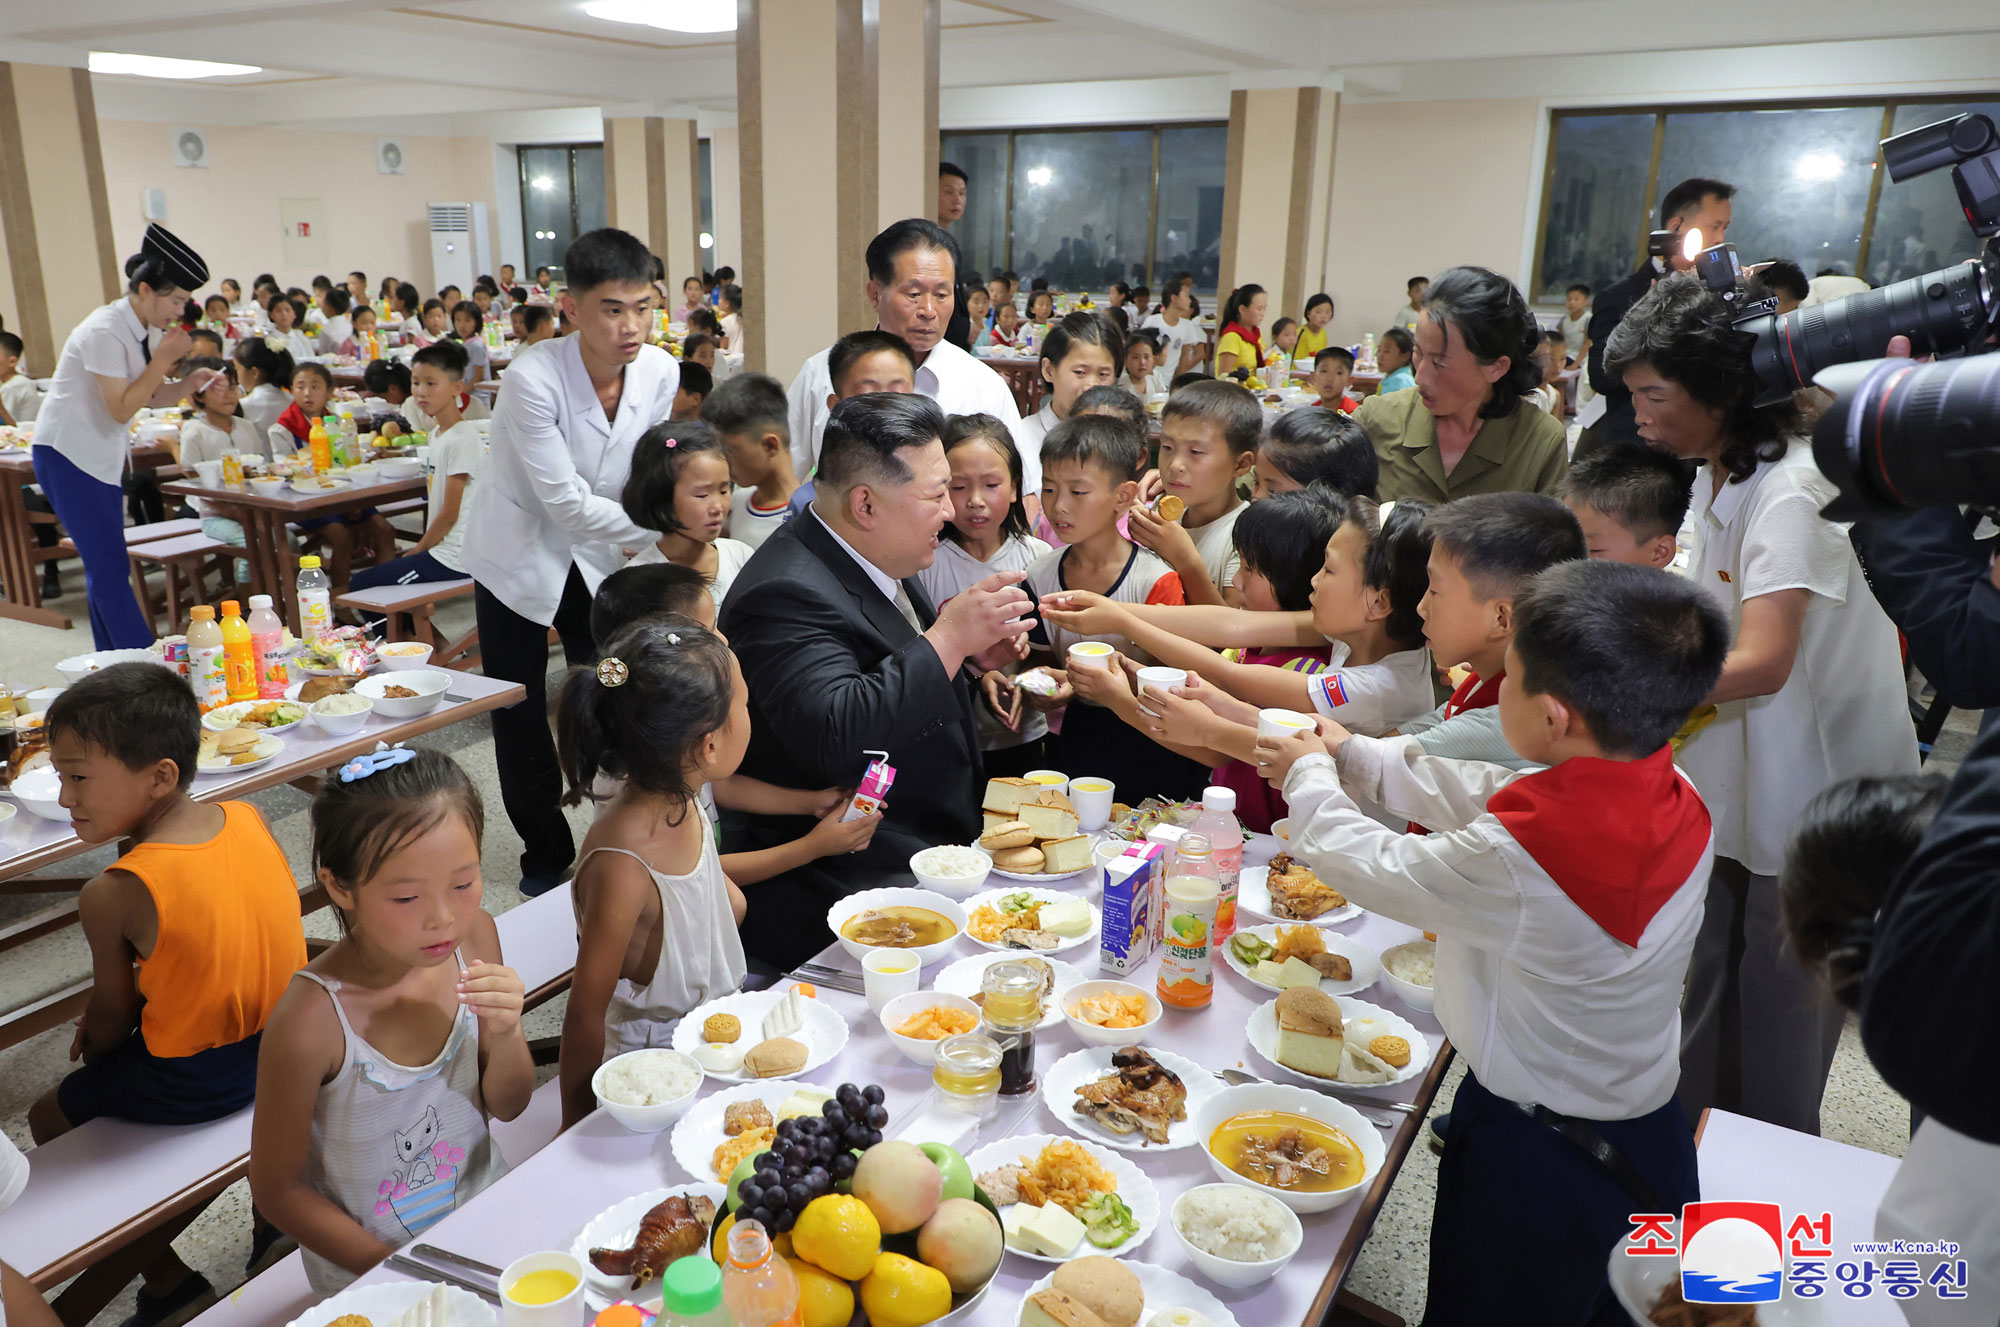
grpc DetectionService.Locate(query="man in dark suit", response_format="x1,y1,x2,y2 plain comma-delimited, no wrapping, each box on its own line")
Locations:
1577,177,1735,460
720,392,1034,969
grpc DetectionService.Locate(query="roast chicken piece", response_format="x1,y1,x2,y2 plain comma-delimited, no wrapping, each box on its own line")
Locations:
589,1193,717,1288
1071,1047,1189,1146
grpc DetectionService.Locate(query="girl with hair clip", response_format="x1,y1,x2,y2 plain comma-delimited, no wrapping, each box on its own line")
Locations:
554,617,750,1128
250,747,528,1293
1018,310,1125,532
1214,283,1268,377
919,415,1058,777
233,338,297,450
621,420,756,607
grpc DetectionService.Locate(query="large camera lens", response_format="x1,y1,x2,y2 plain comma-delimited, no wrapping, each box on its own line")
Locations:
1813,354,2000,516
1746,261,1990,406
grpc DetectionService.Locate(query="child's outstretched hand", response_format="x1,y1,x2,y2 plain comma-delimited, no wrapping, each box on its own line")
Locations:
1039,589,1124,638
457,960,525,1039
1253,723,1329,788
807,803,881,858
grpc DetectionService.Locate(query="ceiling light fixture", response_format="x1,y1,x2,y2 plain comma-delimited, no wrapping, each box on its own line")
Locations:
89,51,261,80
583,0,736,33
700,232,714,249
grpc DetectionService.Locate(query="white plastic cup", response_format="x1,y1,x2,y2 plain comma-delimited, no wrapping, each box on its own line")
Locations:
1070,776,1115,832
191,459,224,488
863,948,921,1014
1067,641,1114,671
1257,708,1318,740
499,1250,586,1326
1135,666,1188,718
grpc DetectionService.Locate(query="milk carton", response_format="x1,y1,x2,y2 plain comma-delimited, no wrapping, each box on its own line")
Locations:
1144,824,1188,950
1100,843,1165,976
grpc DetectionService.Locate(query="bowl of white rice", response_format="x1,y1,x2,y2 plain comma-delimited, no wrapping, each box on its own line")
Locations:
1380,939,1436,1014
1169,1183,1303,1287
909,844,992,899
592,1048,703,1133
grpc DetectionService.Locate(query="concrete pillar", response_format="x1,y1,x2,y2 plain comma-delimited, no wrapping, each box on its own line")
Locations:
0,62,119,376
603,112,703,295
736,0,939,380
1219,77,1340,318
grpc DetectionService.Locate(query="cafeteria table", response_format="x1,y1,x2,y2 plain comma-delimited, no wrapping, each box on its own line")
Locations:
0,443,175,630
278,832,1453,1327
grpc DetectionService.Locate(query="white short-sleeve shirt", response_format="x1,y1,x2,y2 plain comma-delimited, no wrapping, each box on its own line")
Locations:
1676,441,1919,873
786,337,1027,481
34,298,156,485
1139,313,1206,375
426,420,487,574
1184,499,1244,593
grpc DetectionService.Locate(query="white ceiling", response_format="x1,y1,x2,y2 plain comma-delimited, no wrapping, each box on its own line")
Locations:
6,0,1999,140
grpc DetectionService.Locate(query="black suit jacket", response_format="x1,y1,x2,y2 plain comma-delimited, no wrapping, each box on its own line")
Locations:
1850,506,2000,719
1584,261,1658,448
718,513,984,897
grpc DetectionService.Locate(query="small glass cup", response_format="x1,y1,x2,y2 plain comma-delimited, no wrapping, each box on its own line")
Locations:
932,1032,1003,1119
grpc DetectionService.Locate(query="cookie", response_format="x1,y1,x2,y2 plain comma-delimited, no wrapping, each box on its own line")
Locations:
703,1013,741,1044
1155,494,1186,521
1368,1034,1411,1068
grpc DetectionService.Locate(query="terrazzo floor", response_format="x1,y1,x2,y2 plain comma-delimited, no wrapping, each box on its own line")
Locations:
0,573,1946,1326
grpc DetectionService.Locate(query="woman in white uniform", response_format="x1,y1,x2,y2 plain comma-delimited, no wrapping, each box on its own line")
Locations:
32,225,220,647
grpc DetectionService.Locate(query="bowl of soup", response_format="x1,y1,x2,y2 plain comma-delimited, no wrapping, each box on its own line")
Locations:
827,886,968,968
1193,1081,1386,1213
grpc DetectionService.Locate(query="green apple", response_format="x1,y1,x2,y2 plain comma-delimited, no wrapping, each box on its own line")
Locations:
726,1150,770,1211
918,1142,976,1203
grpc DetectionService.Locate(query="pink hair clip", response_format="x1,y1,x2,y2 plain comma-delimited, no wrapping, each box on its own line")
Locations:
664,436,678,448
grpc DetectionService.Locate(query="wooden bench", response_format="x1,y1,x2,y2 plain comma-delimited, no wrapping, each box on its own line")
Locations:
334,578,478,670
127,532,247,636
1,884,577,1321
125,518,203,546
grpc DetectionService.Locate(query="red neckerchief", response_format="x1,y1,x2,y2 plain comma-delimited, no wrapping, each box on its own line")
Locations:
1487,747,1711,947
1408,670,1506,835
1222,321,1263,362
276,401,312,442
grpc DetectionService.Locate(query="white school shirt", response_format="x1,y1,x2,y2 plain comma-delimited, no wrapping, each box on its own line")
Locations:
1139,313,1206,376
1559,312,1589,360
1183,499,1243,592
1024,542,1174,669
402,394,492,434
921,534,1052,751
1119,369,1167,398
176,417,264,515
35,298,156,485
718,311,742,350
627,537,755,609
316,314,353,356
1300,646,1436,736
786,337,1026,480
459,335,680,624
240,383,291,446
1,375,39,423
1287,740,1713,1120
278,329,315,363
1676,441,1919,874
426,420,486,574
728,486,791,551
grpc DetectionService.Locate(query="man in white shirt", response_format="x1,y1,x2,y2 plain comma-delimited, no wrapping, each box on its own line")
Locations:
460,227,679,895
787,218,1025,485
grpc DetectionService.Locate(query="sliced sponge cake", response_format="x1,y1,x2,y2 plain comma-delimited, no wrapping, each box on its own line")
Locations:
1018,792,1080,841
982,776,1040,816
1274,986,1344,1080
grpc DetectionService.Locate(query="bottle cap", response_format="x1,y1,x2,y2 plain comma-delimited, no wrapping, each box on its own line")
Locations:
220,600,241,616
299,555,322,569
660,1253,723,1315
249,594,273,609
1202,787,1236,812
592,1307,646,1327
190,605,214,620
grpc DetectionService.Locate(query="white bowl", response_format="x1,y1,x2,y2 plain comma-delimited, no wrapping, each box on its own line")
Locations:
591,1048,704,1133
1168,1183,1303,1288
377,455,424,479
827,886,969,968
248,476,286,496
908,844,991,899
55,649,173,684
1060,979,1163,1047
878,990,982,1066
10,766,67,821
1270,817,1291,843
24,686,65,711
354,668,450,718
374,641,435,671
1192,1081,1386,1213
1378,939,1437,1014
309,694,375,736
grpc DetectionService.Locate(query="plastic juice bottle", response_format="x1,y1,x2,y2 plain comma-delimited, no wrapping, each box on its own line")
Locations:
219,600,256,703
1192,786,1244,941
1158,833,1219,1009
186,606,227,712
721,1220,800,1327
247,594,288,699
297,555,332,636
308,416,331,473
658,1255,733,1327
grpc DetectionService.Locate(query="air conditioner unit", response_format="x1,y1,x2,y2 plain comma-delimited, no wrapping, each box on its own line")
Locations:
377,138,406,175
428,201,491,293
171,127,209,168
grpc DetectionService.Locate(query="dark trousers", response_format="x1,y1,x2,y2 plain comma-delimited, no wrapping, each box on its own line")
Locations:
474,570,596,881
1425,1072,1699,1327
34,446,153,648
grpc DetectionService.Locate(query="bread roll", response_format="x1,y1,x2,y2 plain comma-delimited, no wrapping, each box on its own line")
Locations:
980,820,1035,850
992,845,1045,872
744,1036,809,1078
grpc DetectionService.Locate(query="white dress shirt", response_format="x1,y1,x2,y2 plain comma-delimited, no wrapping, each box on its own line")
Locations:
786,336,1026,481
35,298,155,485
1285,740,1712,1120
459,336,680,623
810,508,901,603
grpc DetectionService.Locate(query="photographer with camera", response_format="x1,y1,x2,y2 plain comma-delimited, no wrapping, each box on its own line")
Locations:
1603,271,1920,1135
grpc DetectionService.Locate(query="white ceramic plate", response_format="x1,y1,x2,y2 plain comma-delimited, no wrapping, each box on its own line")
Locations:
288,1280,496,1327
1039,1045,1221,1152
1236,863,1362,927
1245,996,1429,1091
200,700,308,735
1220,925,1381,997
670,988,849,1084
571,1183,726,1310
932,952,1086,1031
670,1079,835,1182
1015,1261,1238,1327
195,734,283,775
965,1132,1157,1262
290,477,352,493
961,887,1100,955
1607,1243,1827,1327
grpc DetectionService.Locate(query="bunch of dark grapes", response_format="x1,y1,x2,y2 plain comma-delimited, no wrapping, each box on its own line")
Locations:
736,1083,889,1233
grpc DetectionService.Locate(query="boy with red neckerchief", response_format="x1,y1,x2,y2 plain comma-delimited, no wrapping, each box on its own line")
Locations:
1255,557,1730,1327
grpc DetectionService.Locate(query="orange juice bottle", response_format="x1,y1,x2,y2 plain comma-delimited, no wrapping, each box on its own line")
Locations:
219,600,257,703
308,416,331,473
1157,833,1218,1009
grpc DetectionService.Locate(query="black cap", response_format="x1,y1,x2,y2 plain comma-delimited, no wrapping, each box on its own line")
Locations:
133,223,208,292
